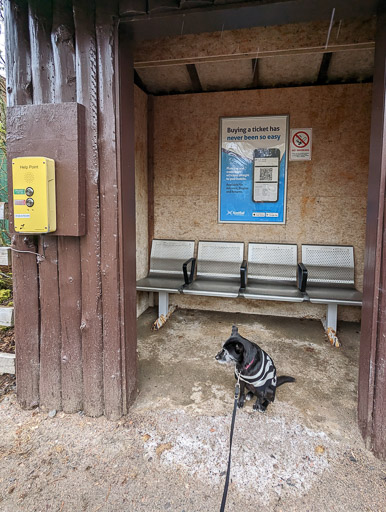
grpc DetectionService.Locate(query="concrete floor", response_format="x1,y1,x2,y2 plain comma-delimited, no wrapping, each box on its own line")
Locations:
0,307,384,512
132,307,386,511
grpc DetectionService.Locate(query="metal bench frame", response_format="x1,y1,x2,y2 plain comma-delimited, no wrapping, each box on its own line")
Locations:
136,239,195,317
239,243,307,302
182,241,244,298
301,244,362,332
137,240,362,336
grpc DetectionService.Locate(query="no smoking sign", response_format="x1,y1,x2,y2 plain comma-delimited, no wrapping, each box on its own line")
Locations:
290,128,312,161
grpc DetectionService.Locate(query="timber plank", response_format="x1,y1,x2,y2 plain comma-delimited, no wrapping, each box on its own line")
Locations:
38,238,62,410
58,237,83,412
51,0,77,103
28,0,62,412
358,4,386,460
118,26,138,410
96,0,123,420
74,0,104,417
28,0,54,104
5,0,40,409
52,0,83,413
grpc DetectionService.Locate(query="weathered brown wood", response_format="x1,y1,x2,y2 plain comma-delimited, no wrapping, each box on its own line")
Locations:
28,0,54,104
147,95,155,262
38,237,62,410
358,4,386,460
251,58,259,88
186,63,202,92
74,0,104,417
117,25,138,410
51,0,76,103
96,0,123,420
5,0,32,105
52,0,83,413
7,103,86,237
317,52,332,84
58,237,83,412
5,0,40,409
27,0,61,411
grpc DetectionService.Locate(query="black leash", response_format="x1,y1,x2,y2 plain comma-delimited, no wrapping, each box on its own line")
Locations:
220,382,240,512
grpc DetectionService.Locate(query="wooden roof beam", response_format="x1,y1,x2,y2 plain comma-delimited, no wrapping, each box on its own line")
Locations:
186,63,202,92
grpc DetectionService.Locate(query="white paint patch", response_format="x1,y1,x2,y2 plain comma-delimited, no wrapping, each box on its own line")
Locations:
142,407,336,506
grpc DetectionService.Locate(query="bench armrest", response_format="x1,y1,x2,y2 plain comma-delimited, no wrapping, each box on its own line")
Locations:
297,263,308,292
183,258,196,285
240,260,248,289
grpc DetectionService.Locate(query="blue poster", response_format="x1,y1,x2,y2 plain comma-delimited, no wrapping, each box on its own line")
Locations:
218,116,289,224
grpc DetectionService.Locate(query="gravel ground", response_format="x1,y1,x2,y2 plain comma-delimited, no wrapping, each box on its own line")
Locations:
0,309,385,511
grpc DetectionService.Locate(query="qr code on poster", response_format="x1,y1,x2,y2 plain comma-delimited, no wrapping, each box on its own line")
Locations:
259,168,273,181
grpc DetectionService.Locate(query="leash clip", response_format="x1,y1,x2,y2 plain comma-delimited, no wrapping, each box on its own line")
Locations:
234,383,240,399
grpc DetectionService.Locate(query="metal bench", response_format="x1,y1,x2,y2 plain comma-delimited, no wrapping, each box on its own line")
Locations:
136,239,195,317
182,241,244,298
301,244,362,332
239,243,307,302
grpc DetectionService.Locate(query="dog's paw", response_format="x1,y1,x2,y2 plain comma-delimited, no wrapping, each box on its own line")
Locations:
237,400,244,409
253,403,266,412
245,392,253,401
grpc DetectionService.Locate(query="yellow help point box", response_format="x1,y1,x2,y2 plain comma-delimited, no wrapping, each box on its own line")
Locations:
12,157,56,234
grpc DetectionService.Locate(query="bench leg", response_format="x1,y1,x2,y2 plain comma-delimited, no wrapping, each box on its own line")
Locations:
158,292,169,317
326,303,338,332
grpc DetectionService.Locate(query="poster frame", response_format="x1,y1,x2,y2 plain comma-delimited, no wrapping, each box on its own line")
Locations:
218,115,289,225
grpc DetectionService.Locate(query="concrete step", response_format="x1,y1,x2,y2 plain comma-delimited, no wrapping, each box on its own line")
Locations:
0,306,14,327
0,247,11,266
0,352,15,375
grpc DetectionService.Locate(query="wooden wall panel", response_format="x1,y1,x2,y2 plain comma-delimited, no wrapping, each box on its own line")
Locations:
152,84,372,321
6,0,136,419
358,5,386,460
135,86,149,317
74,0,104,417
96,0,123,420
5,0,40,409
118,27,138,412
52,0,83,414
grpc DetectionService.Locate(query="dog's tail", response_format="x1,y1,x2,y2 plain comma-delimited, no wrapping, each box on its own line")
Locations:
276,375,296,387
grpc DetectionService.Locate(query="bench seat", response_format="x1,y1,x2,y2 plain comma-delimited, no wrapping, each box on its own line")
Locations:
240,243,306,303
136,239,195,317
240,279,304,302
305,284,362,305
182,241,244,299
136,275,185,294
183,277,241,298
301,244,362,332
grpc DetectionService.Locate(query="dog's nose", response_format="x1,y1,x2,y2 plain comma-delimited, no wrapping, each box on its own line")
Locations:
215,350,223,360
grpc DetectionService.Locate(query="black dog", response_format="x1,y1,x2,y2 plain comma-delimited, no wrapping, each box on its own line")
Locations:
215,326,295,412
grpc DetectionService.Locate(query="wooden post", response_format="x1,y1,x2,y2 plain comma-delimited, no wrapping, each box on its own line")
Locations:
358,3,386,460
5,0,40,409
96,0,123,420
73,0,104,417
147,95,155,264
52,0,84,414
28,0,63,412
117,24,138,411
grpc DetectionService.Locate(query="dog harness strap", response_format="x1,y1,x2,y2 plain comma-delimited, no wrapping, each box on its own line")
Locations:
235,354,277,389
244,358,254,370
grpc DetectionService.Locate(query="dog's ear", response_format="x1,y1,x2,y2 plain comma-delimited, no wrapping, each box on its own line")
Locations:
234,342,243,355
231,325,238,335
